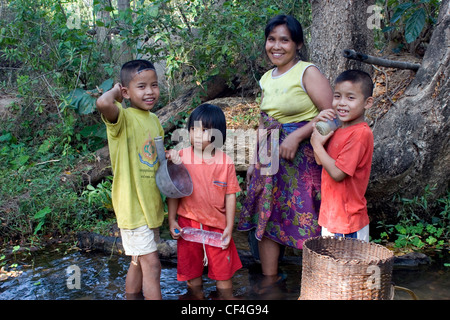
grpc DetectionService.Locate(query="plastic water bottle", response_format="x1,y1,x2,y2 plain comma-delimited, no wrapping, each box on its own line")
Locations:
175,227,226,248
315,117,342,135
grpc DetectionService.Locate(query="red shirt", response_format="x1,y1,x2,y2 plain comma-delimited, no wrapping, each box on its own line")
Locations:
177,147,241,230
318,123,373,234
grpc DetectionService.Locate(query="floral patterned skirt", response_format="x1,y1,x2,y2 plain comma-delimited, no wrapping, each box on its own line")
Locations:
237,113,322,249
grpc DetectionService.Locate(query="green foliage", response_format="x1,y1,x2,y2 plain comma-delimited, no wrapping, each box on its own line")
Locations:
374,185,450,253
383,0,441,44
64,78,114,115
1,0,115,89
109,0,311,95
33,207,52,235
0,127,114,244
1,0,311,115
81,177,113,212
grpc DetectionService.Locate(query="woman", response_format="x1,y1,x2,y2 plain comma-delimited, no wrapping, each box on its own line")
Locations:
238,15,333,277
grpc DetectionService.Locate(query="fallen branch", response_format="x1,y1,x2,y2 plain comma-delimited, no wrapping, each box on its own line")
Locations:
343,49,421,71
35,159,61,166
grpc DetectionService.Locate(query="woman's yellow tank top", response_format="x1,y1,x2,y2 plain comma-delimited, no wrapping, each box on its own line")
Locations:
260,61,319,124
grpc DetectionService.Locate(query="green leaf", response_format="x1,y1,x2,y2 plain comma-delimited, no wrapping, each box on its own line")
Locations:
33,207,52,220
79,123,106,139
38,139,53,154
98,78,114,93
405,8,426,43
0,133,13,143
33,221,45,234
426,236,437,245
68,88,97,114
148,4,159,18
390,2,415,24
395,224,407,234
67,79,113,115
13,155,30,167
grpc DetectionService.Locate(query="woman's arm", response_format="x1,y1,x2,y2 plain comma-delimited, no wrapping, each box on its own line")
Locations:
303,66,333,113
279,66,333,161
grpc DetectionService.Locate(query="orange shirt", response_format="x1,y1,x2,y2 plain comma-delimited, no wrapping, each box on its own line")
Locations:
176,147,241,230
318,123,373,234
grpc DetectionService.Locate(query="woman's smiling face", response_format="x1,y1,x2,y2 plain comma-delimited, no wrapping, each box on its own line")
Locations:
265,24,301,74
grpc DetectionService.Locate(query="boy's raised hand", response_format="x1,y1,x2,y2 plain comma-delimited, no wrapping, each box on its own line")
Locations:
165,149,182,165
112,83,124,103
313,109,337,123
96,83,123,123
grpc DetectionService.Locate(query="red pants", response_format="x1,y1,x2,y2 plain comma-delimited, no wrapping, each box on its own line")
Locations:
177,216,242,281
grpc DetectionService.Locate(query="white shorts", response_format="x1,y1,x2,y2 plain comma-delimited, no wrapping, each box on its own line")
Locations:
120,225,160,257
321,224,369,242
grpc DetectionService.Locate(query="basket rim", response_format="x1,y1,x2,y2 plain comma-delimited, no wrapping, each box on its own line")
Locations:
303,236,395,265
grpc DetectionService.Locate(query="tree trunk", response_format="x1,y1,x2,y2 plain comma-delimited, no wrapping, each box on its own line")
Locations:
309,0,375,82
95,0,112,61
117,0,134,65
366,0,450,219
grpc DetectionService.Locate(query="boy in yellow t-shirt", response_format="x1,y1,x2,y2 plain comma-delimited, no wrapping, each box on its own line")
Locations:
96,60,164,300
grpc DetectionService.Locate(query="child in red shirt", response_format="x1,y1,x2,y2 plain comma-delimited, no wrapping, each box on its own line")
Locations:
311,70,374,241
167,104,242,298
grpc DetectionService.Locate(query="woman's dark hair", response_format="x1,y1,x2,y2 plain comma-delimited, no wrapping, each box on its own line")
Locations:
264,14,304,46
187,104,227,147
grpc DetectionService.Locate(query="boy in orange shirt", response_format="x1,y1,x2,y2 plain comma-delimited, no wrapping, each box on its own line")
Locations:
167,104,242,298
311,70,374,241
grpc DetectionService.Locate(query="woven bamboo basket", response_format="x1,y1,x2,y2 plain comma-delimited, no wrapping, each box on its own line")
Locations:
299,236,395,300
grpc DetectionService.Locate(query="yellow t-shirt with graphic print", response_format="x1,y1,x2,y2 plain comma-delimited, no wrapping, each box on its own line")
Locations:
102,101,165,229
260,61,319,124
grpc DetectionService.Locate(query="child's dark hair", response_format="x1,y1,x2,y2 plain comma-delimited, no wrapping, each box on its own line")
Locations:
335,70,374,99
120,60,156,86
187,104,227,147
265,15,304,46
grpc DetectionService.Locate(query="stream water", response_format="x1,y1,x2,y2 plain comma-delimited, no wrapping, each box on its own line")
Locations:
0,244,449,300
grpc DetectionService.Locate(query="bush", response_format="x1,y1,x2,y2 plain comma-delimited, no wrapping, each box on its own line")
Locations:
374,185,450,253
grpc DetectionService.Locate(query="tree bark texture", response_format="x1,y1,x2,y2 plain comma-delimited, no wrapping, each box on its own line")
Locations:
117,0,134,65
309,0,375,83
367,0,449,219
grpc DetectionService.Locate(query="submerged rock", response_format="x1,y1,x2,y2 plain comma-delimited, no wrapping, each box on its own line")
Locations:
394,252,431,269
